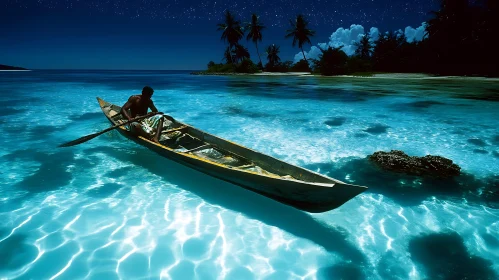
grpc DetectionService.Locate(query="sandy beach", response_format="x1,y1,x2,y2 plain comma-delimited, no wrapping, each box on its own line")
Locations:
200,71,499,81
334,73,499,81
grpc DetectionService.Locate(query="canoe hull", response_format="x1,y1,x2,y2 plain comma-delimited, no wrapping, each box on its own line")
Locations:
97,98,367,213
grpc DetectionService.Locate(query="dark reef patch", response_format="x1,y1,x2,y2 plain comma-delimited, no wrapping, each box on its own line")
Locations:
468,138,488,147
0,230,38,271
324,117,347,127
223,106,273,119
473,149,489,154
13,150,75,193
27,125,67,140
2,149,90,194
317,262,365,280
491,135,499,145
409,232,497,280
363,124,390,135
369,150,461,179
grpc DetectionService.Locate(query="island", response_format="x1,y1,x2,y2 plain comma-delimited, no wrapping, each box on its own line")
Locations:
0,64,29,71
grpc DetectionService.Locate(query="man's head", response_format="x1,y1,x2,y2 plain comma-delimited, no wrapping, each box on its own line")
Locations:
142,86,154,99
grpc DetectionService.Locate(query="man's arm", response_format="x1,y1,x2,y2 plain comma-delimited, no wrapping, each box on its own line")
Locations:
149,100,172,121
149,100,159,113
121,96,137,121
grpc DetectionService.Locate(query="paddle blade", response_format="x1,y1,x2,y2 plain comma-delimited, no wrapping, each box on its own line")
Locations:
58,133,100,147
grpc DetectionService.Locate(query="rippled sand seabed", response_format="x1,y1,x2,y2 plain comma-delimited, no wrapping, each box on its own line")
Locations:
0,71,498,279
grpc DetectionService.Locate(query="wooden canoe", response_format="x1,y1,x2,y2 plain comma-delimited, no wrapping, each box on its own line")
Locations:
97,97,367,212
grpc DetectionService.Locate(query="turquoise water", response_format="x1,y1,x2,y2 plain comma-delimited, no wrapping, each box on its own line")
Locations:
0,70,498,279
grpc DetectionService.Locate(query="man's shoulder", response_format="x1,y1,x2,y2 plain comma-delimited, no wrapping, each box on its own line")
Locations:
128,95,140,101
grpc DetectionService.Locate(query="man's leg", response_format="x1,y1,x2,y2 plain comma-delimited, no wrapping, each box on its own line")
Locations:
152,117,164,143
131,123,152,139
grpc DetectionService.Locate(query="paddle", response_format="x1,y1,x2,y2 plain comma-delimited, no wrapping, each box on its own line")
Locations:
58,112,162,147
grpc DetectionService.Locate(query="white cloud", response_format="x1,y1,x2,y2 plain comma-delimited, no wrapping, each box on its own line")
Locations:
369,27,379,42
396,29,404,38
293,24,365,63
326,24,366,56
405,22,427,43
293,46,322,63
294,22,427,62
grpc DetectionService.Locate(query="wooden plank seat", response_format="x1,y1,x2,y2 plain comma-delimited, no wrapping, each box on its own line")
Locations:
185,144,212,153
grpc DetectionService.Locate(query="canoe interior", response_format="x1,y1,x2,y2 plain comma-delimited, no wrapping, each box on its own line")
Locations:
97,98,347,185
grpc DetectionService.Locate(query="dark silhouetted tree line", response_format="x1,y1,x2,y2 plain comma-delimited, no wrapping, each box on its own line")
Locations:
207,12,315,73
313,0,499,76
424,0,499,76
207,1,498,76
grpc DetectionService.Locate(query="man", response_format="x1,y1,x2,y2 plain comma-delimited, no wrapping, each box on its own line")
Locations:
121,86,165,143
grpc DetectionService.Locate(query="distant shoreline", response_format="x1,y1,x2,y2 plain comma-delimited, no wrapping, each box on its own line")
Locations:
192,71,499,81
0,64,29,71
0,70,32,72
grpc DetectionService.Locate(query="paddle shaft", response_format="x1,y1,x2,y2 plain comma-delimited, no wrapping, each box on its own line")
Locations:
58,112,162,147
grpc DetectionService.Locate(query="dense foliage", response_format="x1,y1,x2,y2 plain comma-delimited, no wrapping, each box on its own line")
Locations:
290,59,311,72
207,1,498,76
311,47,348,76
316,0,499,76
206,59,260,74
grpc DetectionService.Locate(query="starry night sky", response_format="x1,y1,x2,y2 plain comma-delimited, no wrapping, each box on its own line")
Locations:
0,0,438,70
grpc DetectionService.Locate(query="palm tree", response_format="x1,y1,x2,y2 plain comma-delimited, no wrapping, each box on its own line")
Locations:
233,44,250,63
223,46,234,64
217,10,244,64
265,44,281,67
354,34,372,60
246,14,265,68
285,14,315,63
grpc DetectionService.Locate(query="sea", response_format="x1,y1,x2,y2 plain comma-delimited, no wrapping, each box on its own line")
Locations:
0,70,498,279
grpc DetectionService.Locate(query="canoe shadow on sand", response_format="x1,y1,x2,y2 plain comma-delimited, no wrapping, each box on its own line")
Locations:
84,145,368,268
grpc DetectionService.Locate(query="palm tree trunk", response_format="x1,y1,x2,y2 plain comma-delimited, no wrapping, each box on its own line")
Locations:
229,45,234,64
255,42,263,69
301,47,308,63
229,46,234,64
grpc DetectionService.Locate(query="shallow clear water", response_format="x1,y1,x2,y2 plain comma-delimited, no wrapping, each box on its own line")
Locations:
1,70,498,279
